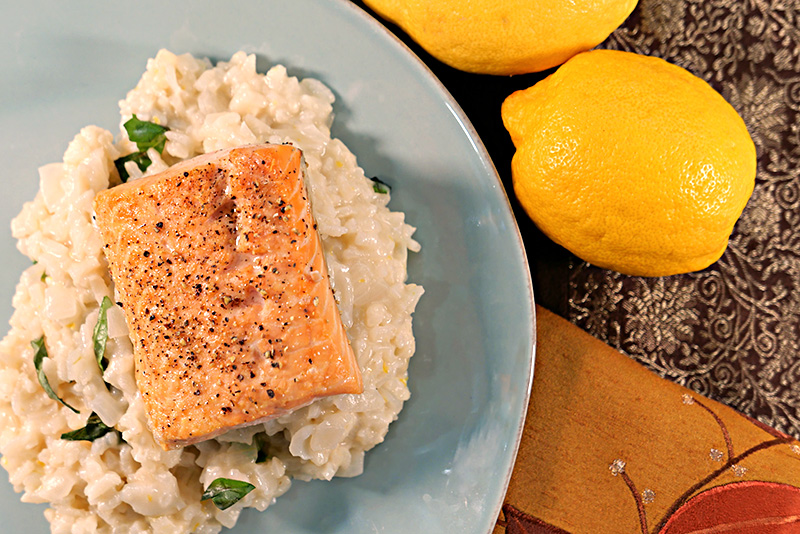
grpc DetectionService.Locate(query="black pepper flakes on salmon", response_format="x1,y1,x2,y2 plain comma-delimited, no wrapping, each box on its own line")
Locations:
93,144,362,450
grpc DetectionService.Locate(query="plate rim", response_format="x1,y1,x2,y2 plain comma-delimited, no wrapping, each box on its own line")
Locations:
337,1,538,530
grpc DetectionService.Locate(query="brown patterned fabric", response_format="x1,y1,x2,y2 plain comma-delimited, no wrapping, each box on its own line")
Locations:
569,0,800,439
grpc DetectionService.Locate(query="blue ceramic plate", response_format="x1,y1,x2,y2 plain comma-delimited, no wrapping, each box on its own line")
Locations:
0,1,535,532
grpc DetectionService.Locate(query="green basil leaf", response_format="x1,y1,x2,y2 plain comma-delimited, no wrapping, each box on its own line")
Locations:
113,116,168,183
114,152,152,183
253,433,271,464
124,115,169,153
93,297,113,372
201,478,255,510
61,413,119,441
31,336,79,414
370,176,391,194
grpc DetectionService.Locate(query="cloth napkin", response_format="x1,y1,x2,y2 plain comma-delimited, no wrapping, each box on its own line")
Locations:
495,306,800,534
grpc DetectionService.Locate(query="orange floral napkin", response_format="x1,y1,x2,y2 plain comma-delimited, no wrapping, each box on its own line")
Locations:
495,306,800,533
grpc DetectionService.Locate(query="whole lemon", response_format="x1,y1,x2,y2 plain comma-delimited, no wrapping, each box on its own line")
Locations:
502,49,756,277
363,0,638,75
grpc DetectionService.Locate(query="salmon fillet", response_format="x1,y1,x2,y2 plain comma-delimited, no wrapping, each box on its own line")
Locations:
93,144,362,449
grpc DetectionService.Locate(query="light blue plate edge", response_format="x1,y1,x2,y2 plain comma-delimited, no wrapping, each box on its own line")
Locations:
337,2,537,528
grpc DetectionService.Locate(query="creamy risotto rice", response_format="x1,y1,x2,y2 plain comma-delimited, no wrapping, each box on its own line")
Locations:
0,50,422,533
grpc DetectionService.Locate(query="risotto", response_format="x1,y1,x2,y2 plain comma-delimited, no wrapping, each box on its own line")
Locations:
0,50,423,533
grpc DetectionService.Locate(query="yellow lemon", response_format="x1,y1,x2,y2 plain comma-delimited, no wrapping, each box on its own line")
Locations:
501,49,756,277
362,0,638,75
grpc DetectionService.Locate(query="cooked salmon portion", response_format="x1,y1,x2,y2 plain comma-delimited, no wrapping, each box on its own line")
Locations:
93,144,363,449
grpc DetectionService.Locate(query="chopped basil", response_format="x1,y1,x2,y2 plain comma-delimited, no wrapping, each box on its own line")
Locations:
114,152,152,183
31,336,79,414
124,115,169,153
61,413,119,441
93,297,113,372
113,115,169,182
253,433,271,463
40,271,48,282
370,176,391,194
201,478,255,510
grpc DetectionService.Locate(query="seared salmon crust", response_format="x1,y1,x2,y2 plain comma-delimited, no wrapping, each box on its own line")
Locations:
94,144,362,449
